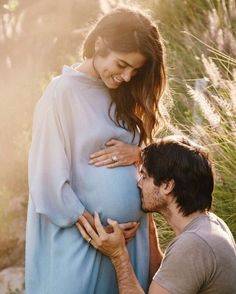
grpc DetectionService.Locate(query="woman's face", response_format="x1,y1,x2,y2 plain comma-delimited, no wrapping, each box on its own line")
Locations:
93,50,146,89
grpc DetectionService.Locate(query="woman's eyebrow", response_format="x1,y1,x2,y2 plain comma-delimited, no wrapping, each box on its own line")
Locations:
118,59,131,67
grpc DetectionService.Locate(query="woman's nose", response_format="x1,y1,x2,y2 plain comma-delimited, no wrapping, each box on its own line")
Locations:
121,70,132,82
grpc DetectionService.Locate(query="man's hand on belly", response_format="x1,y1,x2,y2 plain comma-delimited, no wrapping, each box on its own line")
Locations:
77,210,140,244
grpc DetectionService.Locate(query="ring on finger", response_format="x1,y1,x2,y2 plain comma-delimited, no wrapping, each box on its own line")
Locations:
111,155,118,162
87,237,92,244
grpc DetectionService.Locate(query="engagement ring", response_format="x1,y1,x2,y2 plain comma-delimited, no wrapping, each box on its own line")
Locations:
111,155,118,162
87,238,92,244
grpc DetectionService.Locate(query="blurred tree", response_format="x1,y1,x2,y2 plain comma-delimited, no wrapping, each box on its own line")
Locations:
0,0,107,270
0,0,101,190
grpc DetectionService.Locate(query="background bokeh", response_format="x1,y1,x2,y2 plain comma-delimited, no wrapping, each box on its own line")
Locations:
0,0,235,290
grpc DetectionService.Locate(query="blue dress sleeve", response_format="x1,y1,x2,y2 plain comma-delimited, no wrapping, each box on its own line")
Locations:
28,79,85,227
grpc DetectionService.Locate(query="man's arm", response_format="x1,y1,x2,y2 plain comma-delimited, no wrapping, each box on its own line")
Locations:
149,281,171,294
78,213,171,294
78,213,145,294
111,246,170,294
111,247,145,294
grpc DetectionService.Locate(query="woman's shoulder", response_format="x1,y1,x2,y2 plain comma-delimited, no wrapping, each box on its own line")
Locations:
49,73,76,95
41,71,79,101
43,63,86,95
33,76,71,119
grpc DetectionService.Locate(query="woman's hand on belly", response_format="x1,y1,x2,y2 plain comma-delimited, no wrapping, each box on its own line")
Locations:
89,139,141,168
106,221,140,243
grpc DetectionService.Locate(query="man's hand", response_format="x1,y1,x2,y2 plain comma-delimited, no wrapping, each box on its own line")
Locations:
77,212,126,258
78,212,148,294
77,211,140,244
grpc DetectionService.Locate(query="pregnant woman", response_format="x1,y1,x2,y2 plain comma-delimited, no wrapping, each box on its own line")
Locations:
25,6,166,294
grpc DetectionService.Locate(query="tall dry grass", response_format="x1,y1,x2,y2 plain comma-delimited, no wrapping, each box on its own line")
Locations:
142,0,236,249
1,0,235,260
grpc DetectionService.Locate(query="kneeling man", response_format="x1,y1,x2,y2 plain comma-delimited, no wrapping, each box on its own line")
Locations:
77,136,236,294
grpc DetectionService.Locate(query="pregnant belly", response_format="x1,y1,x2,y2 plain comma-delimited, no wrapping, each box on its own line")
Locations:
77,165,144,223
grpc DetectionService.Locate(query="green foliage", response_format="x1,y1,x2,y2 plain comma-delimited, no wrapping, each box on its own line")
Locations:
144,0,236,249
7,287,22,294
154,214,175,251
145,0,236,123
0,0,235,265
0,187,26,270
3,0,19,12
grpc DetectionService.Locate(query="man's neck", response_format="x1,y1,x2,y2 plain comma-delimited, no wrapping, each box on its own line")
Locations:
162,204,207,236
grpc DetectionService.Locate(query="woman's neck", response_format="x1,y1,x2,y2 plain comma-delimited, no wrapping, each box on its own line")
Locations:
74,59,99,78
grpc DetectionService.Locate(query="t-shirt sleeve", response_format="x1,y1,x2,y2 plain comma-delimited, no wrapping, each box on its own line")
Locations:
153,233,216,294
28,79,85,228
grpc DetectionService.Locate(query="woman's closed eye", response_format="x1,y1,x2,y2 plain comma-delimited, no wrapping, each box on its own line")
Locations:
116,61,139,78
117,62,127,69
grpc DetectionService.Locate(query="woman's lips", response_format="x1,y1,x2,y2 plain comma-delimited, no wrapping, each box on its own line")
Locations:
112,75,123,85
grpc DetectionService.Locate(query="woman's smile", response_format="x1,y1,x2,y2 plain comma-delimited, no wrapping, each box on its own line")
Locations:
111,75,123,86
93,50,146,89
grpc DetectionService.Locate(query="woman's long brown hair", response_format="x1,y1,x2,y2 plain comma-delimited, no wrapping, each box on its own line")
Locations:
83,6,167,145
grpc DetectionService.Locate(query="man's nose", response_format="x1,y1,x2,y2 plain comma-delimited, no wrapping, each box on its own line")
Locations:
138,177,142,189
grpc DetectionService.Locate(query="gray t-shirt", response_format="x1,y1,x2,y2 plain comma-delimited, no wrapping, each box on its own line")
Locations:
153,212,236,294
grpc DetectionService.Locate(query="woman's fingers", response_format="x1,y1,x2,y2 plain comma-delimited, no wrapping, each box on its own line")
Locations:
118,221,140,243
89,148,118,166
89,139,140,167
90,150,110,160
105,139,121,146
123,223,140,242
106,161,123,168
90,157,113,167
119,222,138,230
89,154,123,167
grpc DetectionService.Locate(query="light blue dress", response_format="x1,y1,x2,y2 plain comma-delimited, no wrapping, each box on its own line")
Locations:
25,64,149,294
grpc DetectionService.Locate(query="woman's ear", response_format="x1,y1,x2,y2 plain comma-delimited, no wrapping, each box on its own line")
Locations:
94,36,103,52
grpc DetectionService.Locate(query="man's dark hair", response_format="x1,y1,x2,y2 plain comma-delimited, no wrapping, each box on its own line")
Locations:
142,136,214,216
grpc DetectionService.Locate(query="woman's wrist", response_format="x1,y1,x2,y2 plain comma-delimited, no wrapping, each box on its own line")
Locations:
134,145,142,164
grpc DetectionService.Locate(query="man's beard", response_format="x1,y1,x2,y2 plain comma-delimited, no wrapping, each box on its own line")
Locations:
140,191,157,213
140,190,168,214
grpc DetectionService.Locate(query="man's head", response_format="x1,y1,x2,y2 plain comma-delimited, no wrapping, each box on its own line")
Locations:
139,136,214,216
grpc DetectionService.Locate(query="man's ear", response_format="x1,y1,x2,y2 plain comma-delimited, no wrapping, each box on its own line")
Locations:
163,179,175,195
94,36,103,52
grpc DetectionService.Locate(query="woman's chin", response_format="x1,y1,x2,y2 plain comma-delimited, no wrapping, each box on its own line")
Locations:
104,78,122,89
